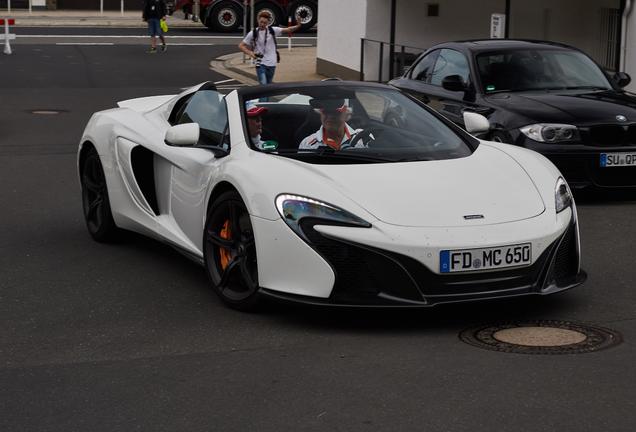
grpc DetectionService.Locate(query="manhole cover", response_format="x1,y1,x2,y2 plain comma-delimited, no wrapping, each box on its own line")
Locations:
459,320,622,354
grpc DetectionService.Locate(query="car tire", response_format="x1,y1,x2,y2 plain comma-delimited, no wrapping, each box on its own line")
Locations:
203,190,261,311
290,0,317,31
80,148,120,243
254,1,283,26
207,1,242,32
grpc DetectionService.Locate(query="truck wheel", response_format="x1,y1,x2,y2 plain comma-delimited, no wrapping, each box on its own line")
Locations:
291,0,317,31
208,1,242,32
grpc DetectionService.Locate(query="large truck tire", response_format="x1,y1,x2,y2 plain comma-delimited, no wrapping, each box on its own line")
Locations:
290,0,317,31
207,1,243,32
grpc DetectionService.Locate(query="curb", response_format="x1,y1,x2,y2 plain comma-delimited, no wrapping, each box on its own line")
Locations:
209,53,258,86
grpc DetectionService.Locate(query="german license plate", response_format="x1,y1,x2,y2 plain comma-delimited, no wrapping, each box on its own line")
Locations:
440,243,532,273
600,152,636,167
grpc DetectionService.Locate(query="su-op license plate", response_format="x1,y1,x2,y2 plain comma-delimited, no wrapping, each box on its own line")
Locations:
440,243,532,273
600,152,636,167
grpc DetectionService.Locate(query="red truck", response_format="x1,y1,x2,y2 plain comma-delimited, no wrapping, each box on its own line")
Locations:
175,0,317,32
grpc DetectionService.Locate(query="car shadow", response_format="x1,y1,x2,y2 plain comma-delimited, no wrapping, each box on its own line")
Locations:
116,230,585,334
258,291,583,334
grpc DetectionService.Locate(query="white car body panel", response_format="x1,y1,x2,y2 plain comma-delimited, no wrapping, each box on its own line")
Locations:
78,82,583,305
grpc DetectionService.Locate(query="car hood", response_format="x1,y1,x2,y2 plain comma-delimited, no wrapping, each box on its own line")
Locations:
295,144,545,227
486,90,636,126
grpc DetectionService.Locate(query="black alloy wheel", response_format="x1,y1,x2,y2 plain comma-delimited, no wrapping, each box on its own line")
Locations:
209,1,242,32
80,148,119,242
203,191,260,310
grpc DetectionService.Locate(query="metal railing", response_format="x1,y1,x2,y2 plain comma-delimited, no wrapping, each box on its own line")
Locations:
360,38,426,82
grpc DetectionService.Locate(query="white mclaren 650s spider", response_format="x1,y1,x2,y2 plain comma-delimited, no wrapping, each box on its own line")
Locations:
78,80,586,310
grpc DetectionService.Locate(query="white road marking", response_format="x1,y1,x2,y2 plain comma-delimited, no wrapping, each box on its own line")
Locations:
56,43,115,46
18,34,317,40
213,78,237,84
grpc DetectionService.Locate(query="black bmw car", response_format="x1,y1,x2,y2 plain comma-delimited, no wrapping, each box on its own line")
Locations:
389,39,636,189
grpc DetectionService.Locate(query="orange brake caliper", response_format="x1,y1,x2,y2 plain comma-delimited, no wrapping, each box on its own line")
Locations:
219,219,232,270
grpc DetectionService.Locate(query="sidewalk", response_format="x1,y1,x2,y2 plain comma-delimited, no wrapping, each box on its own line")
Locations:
3,9,202,28
210,46,325,84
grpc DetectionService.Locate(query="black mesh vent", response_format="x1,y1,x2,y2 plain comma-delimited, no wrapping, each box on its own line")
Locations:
551,222,579,284
131,146,159,215
300,219,423,304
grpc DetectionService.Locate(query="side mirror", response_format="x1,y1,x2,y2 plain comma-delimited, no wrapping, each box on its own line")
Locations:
463,111,490,135
613,71,631,88
442,74,467,92
165,123,200,147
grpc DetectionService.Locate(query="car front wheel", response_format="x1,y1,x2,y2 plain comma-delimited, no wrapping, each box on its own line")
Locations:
80,148,119,242
203,190,261,311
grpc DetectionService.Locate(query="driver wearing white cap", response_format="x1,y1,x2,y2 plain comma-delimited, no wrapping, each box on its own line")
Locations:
299,99,367,150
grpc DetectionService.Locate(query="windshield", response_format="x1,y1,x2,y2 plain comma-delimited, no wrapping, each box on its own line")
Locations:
477,49,612,93
242,85,475,164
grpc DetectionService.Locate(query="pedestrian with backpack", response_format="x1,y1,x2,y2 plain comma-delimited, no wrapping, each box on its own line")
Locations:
238,11,301,86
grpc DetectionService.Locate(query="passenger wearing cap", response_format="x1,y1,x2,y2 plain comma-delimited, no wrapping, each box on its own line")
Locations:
246,101,269,149
298,99,366,150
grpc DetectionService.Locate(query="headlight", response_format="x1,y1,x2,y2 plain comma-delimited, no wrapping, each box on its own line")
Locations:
555,177,572,213
275,194,371,241
520,124,580,143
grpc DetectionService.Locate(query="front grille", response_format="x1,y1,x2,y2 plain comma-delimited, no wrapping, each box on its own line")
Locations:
581,124,636,146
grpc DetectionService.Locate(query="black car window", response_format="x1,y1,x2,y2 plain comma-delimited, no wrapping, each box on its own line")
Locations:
409,50,439,83
430,49,470,87
477,49,612,93
176,89,229,148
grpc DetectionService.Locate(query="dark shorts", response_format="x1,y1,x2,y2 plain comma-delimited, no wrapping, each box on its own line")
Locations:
147,18,162,37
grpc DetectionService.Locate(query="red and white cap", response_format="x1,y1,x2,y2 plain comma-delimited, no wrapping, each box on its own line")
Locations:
246,100,268,117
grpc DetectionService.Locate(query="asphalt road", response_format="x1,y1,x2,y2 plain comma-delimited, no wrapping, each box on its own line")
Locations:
1,43,636,432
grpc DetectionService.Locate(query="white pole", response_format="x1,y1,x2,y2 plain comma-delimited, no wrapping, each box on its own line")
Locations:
287,16,291,51
242,0,248,63
121,0,124,16
7,0,11,14
3,20,12,55
194,0,200,22
100,0,104,15
29,0,32,15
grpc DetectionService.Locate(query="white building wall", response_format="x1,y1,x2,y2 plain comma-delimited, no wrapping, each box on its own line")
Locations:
316,0,368,75
317,0,629,82
394,0,504,49
510,0,620,64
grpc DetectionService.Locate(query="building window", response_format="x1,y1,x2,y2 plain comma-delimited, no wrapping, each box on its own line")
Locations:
427,4,439,17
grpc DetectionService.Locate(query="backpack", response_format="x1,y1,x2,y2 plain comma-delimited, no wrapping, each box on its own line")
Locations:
252,26,280,63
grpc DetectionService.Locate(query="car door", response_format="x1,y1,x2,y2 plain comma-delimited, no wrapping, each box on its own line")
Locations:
158,87,230,253
394,49,439,104
400,48,477,126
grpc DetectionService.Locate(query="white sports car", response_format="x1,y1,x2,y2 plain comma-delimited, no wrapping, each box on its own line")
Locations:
78,80,586,310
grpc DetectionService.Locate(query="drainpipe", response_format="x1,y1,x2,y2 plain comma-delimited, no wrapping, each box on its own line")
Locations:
620,0,632,71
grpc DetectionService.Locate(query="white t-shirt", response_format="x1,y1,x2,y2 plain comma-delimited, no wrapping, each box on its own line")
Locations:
242,26,283,67
299,124,366,150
